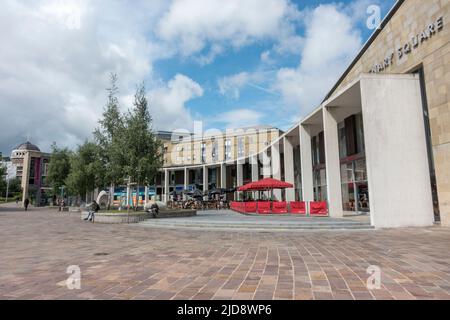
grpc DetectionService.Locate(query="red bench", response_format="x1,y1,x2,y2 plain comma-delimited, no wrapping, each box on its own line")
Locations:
309,201,328,216
289,201,307,215
272,201,288,214
257,201,271,214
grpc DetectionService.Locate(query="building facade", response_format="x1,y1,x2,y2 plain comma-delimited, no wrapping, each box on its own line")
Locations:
155,126,283,201
159,0,450,228
10,142,51,206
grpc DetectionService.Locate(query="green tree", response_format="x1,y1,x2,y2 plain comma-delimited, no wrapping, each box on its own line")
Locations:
47,143,72,196
0,165,6,197
122,83,163,209
65,141,104,202
94,73,126,188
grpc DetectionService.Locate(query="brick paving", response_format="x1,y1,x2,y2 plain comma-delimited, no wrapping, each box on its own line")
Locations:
1,205,450,300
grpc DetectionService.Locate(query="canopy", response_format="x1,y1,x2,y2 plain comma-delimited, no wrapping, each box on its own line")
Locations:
238,178,293,191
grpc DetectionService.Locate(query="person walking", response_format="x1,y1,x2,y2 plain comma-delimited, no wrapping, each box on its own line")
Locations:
24,198,30,211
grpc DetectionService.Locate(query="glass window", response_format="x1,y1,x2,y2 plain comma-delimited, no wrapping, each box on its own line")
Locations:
355,113,365,154
212,140,218,162
237,137,245,158
338,121,347,159
201,143,206,163
224,139,232,160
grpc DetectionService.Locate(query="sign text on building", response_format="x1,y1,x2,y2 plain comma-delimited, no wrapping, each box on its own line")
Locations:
370,16,444,73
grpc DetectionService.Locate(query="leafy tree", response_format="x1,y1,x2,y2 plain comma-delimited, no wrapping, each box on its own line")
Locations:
121,83,163,209
0,165,6,196
8,178,21,194
93,73,126,188
65,141,104,202
47,143,72,195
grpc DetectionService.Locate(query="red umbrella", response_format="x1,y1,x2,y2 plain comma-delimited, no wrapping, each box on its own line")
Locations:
238,178,293,191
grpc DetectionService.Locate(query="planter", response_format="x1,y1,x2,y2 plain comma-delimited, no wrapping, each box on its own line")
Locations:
147,209,197,219
81,211,151,224
80,209,197,224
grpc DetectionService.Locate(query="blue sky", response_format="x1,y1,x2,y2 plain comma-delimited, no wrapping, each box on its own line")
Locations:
151,0,395,132
0,0,396,153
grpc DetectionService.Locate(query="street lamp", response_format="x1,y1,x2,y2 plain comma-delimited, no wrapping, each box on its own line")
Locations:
5,178,9,203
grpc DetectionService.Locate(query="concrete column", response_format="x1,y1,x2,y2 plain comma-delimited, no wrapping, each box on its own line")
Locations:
109,184,115,207
203,166,208,192
360,74,434,228
164,169,169,203
251,155,259,182
184,168,188,200
323,106,344,218
144,186,149,206
299,124,314,202
271,140,281,200
236,161,243,200
283,137,295,202
21,151,31,205
262,150,271,178
220,164,227,189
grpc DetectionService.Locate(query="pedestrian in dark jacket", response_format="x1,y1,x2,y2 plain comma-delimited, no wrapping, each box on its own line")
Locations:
24,198,30,211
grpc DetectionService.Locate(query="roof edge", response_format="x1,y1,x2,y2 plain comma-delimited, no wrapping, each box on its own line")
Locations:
322,0,405,102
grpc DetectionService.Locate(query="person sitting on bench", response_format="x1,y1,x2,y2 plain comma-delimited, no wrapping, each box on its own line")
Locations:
84,200,100,222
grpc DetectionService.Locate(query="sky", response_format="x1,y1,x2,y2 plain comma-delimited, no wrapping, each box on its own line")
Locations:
0,0,396,154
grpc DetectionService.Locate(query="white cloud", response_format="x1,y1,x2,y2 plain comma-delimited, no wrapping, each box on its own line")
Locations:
0,0,168,153
156,0,301,63
211,109,265,129
149,74,203,132
274,4,362,113
218,71,278,100
218,72,252,99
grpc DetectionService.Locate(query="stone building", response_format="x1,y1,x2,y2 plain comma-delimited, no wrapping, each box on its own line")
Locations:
159,0,450,228
10,142,50,205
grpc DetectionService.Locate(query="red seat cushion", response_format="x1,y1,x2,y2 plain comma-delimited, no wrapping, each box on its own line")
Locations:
290,201,306,215
257,201,271,214
272,201,288,214
245,202,257,213
309,201,328,216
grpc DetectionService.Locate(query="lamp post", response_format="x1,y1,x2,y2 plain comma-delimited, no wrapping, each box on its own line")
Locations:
5,178,9,203
124,177,136,223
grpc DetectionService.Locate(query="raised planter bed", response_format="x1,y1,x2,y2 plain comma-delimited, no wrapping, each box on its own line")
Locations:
148,209,197,219
81,209,197,224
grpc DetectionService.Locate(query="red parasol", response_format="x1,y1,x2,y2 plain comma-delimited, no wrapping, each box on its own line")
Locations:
238,178,293,191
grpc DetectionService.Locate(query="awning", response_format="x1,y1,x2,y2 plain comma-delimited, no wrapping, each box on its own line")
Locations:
238,178,293,191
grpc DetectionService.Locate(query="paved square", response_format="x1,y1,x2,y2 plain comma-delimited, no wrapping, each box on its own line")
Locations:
1,205,450,300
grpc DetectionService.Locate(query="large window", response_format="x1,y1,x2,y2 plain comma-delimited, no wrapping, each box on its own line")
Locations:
201,142,206,163
237,137,245,158
224,139,232,161
338,113,369,213
211,140,218,162
313,168,327,201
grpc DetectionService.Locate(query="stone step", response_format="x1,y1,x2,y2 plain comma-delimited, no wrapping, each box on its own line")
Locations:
137,220,374,230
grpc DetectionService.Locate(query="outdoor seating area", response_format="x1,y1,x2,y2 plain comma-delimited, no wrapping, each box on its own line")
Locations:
166,188,236,211
230,200,328,216
231,178,329,216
